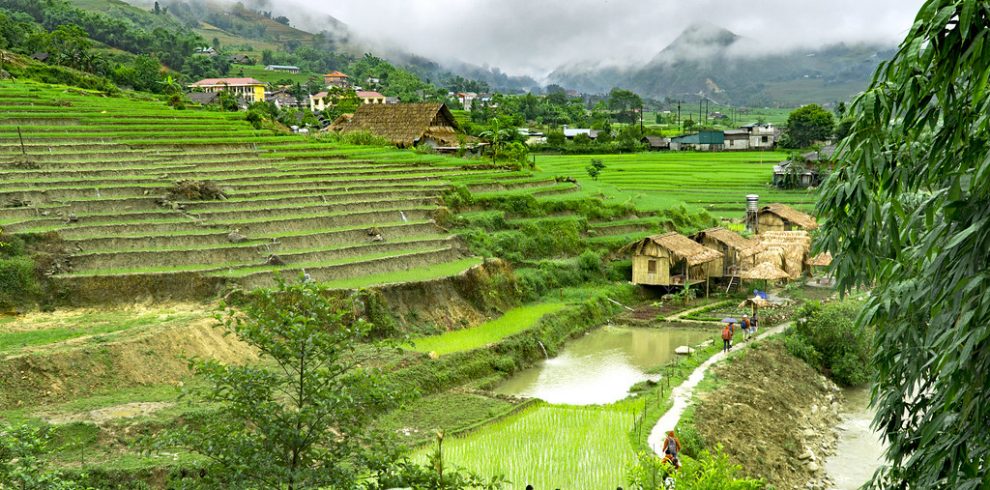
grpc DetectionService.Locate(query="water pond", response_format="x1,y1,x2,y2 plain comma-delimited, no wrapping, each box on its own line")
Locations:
494,325,715,405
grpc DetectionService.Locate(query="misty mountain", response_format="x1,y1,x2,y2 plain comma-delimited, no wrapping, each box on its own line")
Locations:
549,23,895,106
119,0,537,92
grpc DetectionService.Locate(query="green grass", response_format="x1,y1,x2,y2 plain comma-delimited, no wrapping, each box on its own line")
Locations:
532,152,817,218
418,403,637,489
318,257,483,289
409,302,568,355
234,65,318,84
376,392,516,447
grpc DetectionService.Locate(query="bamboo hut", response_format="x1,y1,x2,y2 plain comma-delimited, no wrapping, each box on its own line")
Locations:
690,227,762,278
628,232,723,292
757,203,818,232
758,231,812,279
333,103,461,148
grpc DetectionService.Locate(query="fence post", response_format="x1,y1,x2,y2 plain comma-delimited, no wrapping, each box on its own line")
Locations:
17,126,27,156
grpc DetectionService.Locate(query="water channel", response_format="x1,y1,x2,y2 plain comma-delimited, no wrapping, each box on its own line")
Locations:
494,325,714,405
825,386,886,489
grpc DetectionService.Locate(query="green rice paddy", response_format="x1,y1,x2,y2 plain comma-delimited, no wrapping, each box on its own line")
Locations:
533,152,817,217
418,404,638,489
410,302,568,355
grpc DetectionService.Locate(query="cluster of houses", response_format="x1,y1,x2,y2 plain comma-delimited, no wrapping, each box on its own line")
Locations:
641,124,780,152
629,202,826,295
186,70,392,113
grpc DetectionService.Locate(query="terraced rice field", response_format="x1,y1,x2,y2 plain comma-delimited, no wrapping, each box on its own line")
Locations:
533,152,818,217
1,81,577,301
419,404,638,489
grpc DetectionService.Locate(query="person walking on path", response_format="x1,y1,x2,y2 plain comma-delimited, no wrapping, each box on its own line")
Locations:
740,315,752,341
662,430,682,468
722,322,734,352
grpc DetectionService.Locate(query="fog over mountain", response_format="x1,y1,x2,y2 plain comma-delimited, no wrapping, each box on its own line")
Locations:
262,0,922,80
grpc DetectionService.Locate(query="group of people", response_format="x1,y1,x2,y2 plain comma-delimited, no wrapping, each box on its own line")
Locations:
721,313,757,353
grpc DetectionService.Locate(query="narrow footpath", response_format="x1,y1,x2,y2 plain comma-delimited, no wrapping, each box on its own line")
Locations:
648,323,791,454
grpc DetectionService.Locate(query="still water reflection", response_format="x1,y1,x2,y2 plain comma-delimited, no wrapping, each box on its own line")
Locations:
494,326,713,405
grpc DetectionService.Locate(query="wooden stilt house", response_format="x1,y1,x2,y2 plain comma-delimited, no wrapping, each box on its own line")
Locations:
690,227,761,278
629,232,723,290
757,204,818,232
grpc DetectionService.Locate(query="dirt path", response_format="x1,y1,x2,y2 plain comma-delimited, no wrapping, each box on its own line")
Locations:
648,323,791,454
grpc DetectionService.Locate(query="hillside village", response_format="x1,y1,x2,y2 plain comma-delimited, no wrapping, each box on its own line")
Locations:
0,1,984,490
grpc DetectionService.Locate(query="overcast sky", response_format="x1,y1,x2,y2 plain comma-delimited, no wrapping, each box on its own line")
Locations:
275,0,925,77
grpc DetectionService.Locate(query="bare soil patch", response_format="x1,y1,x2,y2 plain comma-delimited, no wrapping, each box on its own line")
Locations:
692,341,841,489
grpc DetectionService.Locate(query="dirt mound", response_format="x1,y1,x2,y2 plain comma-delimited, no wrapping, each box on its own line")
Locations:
692,341,841,490
165,180,227,201
0,317,256,410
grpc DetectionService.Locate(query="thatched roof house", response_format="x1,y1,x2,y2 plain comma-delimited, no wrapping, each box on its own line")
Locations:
691,227,762,277
757,203,818,232
758,231,813,279
333,103,461,148
628,232,722,288
740,262,791,282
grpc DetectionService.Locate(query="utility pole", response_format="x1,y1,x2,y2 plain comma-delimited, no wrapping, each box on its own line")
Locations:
677,101,681,129
640,104,644,134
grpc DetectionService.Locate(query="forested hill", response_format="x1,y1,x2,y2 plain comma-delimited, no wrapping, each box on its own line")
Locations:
71,0,538,93
549,24,895,106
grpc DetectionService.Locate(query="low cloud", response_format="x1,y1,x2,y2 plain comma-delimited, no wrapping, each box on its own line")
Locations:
266,0,923,78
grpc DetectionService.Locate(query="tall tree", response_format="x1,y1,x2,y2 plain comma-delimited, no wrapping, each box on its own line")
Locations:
607,88,643,124
816,1,990,488
782,104,834,148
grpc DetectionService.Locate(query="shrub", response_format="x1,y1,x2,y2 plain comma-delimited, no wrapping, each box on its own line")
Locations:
785,300,873,386
627,447,764,490
0,228,39,308
166,180,226,201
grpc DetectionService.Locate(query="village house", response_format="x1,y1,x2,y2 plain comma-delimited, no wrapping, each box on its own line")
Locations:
229,54,251,64
723,129,752,150
670,130,725,151
323,71,350,88
267,91,301,110
188,78,266,104
265,65,301,74
773,145,835,188
756,203,819,233
356,90,387,105
628,232,723,293
332,103,462,149
195,47,217,56
742,123,778,149
563,127,599,140
690,227,761,278
641,135,670,151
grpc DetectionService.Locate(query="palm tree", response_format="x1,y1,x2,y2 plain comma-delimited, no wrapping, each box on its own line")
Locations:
478,118,513,163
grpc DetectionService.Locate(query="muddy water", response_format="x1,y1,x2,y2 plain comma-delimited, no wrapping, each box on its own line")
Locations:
825,386,886,489
494,325,713,405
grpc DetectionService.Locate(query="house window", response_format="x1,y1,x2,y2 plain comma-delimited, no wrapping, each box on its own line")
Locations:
648,260,657,274
762,136,769,143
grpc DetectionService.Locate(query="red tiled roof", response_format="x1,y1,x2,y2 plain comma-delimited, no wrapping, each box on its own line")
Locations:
312,92,328,99
356,91,384,98
189,78,264,87
324,71,349,78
